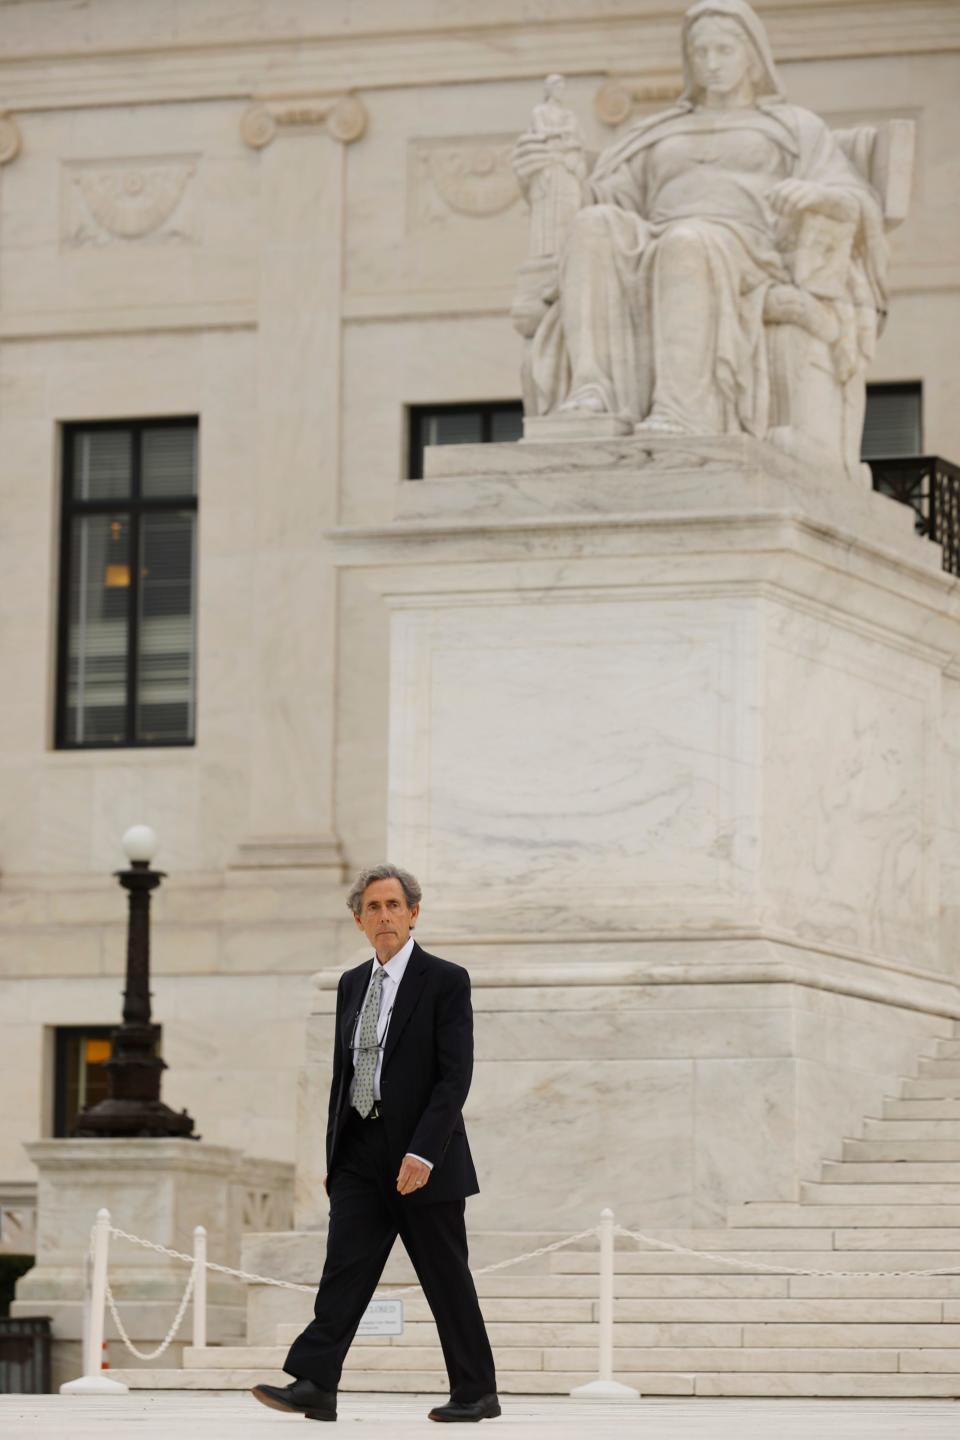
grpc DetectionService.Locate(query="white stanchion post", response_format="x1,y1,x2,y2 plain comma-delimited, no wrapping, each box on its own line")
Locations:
80,1237,93,1377
61,1208,129,1394
571,1208,639,1400
192,1224,207,1349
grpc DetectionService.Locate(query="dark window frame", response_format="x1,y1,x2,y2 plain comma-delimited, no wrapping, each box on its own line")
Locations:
407,401,523,480
52,1025,115,1138
862,380,923,460
55,416,199,750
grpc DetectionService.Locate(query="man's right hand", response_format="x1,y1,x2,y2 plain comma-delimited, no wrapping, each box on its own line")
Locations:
323,1174,329,1197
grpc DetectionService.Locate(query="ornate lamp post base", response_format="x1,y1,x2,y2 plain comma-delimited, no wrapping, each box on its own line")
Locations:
73,1097,195,1139
72,828,197,1140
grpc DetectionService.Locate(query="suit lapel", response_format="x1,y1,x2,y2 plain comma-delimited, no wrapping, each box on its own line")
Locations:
381,942,429,1072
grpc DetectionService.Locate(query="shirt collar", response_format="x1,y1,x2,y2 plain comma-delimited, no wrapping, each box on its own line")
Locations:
373,935,416,983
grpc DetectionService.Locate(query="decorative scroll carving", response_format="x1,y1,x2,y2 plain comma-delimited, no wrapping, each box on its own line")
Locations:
412,137,521,226
62,156,198,247
0,112,22,165
240,93,368,149
594,75,683,126
240,106,277,150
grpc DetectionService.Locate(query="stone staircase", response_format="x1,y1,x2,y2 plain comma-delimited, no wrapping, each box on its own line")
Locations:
112,1030,960,1396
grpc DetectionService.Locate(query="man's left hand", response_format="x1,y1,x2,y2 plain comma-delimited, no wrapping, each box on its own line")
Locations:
397,1155,431,1196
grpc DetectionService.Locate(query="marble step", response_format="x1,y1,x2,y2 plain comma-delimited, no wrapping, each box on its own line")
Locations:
182,1344,544,1371
690,1374,960,1397
338,1296,598,1323
919,1060,960,1077
844,1139,960,1160
933,1040,960,1059
185,1319,960,1359
543,1346,950,1373
464,1274,793,1298
182,1343,960,1375
478,1273,960,1298
550,1249,960,1274
883,1099,960,1119
601,1300,946,1322
783,1276,960,1298
730,1203,960,1228
268,1274,960,1309
274,1317,960,1348
862,1118,960,1139
800,1182,960,1204
108,1367,687,1395
823,1160,960,1179
271,1299,953,1344
550,1230,836,1262
105,1366,960,1397
900,1079,960,1100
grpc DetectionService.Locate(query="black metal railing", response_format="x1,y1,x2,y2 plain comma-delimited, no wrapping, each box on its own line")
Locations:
870,455,960,577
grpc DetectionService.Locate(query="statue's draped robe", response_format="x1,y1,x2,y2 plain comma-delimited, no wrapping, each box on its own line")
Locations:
528,102,887,434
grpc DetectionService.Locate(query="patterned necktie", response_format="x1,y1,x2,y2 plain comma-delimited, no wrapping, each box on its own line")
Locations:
352,964,386,1118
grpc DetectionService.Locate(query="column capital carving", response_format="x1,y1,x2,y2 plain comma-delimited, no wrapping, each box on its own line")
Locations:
0,111,22,165
593,75,682,127
241,93,368,150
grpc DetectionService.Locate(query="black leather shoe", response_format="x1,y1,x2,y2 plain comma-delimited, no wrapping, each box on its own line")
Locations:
428,1394,501,1422
251,1377,336,1419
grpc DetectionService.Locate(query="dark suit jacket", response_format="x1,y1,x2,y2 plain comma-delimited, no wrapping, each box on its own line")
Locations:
326,941,480,1205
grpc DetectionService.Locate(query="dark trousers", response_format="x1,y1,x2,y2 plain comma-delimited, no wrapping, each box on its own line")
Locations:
283,1110,496,1402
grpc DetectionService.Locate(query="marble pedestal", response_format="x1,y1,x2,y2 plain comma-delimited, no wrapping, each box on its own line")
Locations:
317,436,960,1238
11,1139,292,1386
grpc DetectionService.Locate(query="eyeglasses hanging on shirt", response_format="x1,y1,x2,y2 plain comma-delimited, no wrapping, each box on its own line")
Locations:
350,1000,396,1055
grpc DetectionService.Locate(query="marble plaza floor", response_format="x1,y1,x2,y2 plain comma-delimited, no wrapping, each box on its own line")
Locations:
2,1393,960,1438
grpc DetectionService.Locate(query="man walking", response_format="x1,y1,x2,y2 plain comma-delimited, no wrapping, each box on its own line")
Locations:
252,864,499,1424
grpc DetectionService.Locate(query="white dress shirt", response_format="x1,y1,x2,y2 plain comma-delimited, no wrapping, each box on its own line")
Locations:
350,936,432,1170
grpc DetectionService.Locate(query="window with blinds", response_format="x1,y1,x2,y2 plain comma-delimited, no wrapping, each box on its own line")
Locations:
861,382,923,460
407,402,523,479
56,419,199,748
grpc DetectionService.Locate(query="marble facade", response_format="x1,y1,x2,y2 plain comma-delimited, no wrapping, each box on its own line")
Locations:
0,0,959,1320
323,429,960,1212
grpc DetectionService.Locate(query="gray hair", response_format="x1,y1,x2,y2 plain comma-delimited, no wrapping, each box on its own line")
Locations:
346,864,423,916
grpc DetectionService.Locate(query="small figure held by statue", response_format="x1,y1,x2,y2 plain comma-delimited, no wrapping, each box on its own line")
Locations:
528,75,588,258
510,0,912,481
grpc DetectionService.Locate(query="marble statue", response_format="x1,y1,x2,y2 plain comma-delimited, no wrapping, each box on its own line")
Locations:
527,75,588,258
512,0,905,479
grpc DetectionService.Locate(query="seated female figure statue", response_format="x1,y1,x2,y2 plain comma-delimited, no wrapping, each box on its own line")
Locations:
512,0,888,449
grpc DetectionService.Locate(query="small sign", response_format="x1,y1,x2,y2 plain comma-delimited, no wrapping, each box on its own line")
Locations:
357,1298,404,1336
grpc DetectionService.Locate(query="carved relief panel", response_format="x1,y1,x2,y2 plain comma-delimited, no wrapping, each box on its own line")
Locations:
61,154,199,249
408,136,521,231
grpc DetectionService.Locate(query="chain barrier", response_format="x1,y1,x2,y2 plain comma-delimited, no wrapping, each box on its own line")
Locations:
378,1225,602,1300
107,1225,317,1293
91,1226,199,1362
98,1213,960,1364
103,1221,601,1313
614,1224,960,1280
106,1268,197,1361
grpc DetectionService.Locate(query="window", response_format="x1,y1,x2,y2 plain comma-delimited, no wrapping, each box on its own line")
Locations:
407,402,523,480
862,382,922,459
53,1028,113,1137
56,419,198,748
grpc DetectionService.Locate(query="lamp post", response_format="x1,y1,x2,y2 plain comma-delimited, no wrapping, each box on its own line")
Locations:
73,826,196,1139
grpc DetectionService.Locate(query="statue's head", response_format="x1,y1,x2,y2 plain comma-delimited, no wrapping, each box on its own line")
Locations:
544,74,566,102
681,0,784,105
